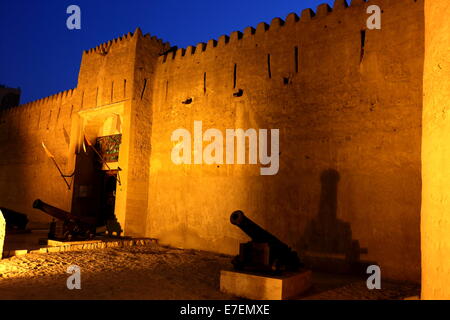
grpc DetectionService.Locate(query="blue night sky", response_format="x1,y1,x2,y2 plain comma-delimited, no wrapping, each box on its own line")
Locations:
0,0,335,104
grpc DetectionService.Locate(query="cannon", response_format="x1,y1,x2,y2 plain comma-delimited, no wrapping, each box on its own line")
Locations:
0,207,29,231
33,199,100,240
230,210,302,273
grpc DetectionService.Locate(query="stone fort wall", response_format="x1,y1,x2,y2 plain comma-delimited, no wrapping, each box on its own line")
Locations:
0,31,168,228
146,0,424,282
422,0,450,299
0,88,76,225
0,0,424,282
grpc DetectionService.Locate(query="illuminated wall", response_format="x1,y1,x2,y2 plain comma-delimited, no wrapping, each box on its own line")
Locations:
0,31,168,231
0,89,76,227
147,0,424,282
0,0,429,283
421,0,450,299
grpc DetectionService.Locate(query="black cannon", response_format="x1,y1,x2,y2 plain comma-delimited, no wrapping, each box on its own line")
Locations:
33,199,100,240
230,210,302,273
0,207,29,231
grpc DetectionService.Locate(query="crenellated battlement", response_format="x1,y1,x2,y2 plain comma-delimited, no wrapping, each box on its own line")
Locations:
83,27,168,56
3,88,76,116
4,0,423,114
157,0,340,63
83,31,134,55
26,88,75,107
157,0,421,64
9,0,421,108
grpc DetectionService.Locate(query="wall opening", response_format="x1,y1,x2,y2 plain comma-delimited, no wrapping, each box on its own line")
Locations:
360,30,366,62
203,72,207,94
37,110,41,129
165,80,169,101
56,107,61,125
233,63,237,89
141,79,147,100
267,54,272,78
47,110,52,130
111,81,114,102
72,111,124,236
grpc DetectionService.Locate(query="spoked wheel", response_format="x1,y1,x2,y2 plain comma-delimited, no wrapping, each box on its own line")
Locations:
64,231,73,241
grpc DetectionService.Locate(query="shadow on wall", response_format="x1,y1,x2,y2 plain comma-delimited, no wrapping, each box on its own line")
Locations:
300,169,375,274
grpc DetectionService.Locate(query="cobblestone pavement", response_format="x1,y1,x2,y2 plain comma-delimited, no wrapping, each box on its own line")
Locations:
303,275,420,300
0,244,420,300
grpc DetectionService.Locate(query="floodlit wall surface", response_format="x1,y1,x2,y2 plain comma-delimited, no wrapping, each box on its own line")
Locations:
0,89,76,226
421,0,450,299
147,0,424,282
0,31,167,229
0,0,427,282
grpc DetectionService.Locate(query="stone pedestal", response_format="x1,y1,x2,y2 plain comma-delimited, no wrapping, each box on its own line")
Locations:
0,209,5,259
220,269,312,300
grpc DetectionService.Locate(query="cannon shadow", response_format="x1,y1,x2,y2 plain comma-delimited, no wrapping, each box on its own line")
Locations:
299,169,376,275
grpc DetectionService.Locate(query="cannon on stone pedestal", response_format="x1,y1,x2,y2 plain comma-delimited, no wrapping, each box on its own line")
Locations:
33,199,100,241
230,210,302,273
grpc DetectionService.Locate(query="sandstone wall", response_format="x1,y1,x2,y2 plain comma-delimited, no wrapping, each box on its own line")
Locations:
0,0,425,282
421,0,450,299
0,30,167,230
0,89,77,226
0,32,138,227
121,30,170,236
70,31,140,232
146,0,424,282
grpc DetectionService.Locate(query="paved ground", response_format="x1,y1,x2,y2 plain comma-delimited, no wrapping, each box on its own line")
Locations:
0,243,420,300
0,244,233,299
3,229,48,251
303,274,420,300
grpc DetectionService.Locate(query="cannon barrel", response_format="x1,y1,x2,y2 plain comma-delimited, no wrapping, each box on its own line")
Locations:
230,210,301,272
33,199,97,225
33,199,71,221
230,210,288,250
33,199,99,240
